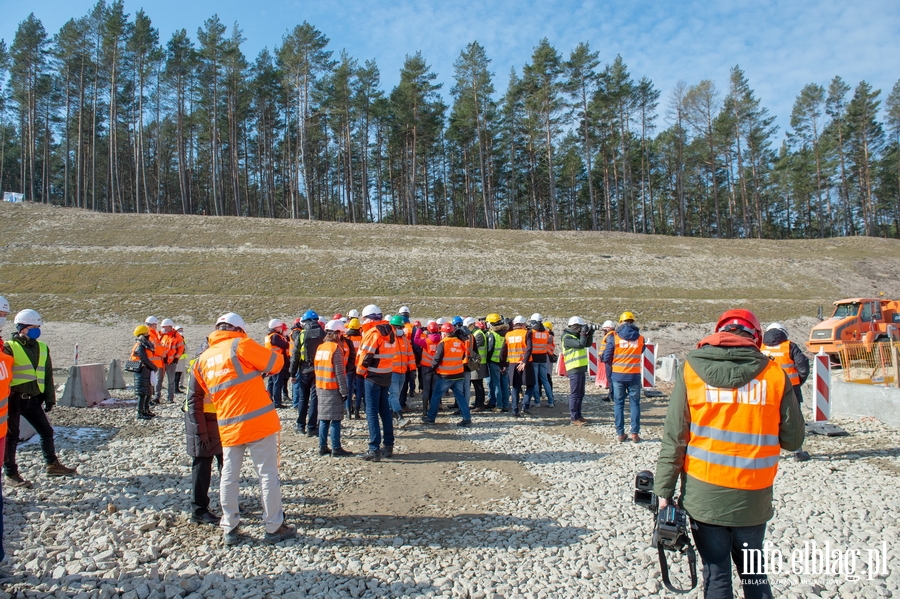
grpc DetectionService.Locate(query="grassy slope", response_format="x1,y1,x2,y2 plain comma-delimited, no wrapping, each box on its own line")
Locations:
2,202,898,324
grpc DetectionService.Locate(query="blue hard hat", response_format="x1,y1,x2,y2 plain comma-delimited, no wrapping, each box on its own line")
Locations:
451,316,463,326
302,309,319,322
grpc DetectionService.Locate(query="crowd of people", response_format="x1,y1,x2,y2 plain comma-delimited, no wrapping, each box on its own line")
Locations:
0,295,812,596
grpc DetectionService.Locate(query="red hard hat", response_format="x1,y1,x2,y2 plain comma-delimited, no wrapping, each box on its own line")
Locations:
475,321,487,330
413,320,422,327
427,322,439,333
441,322,454,333
715,309,762,345
333,313,343,320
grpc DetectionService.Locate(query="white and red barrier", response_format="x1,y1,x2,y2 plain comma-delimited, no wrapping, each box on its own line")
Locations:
813,349,831,422
642,343,657,389
588,341,599,378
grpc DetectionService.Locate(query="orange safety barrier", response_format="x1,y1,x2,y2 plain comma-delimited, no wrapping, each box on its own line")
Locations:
837,341,900,386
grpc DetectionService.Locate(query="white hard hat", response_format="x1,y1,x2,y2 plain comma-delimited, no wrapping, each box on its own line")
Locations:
216,312,247,332
161,318,175,328
463,317,477,327
513,316,526,325
436,317,446,325
427,319,436,325
145,315,159,325
348,309,360,319
568,316,586,327
530,313,542,322
399,305,410,315
325,319,347,332
175,325,184,332
268,318,285,330
362,304,382,319
767,322,787,334
0,296,9,313
602,320,615,329
14,309,43,327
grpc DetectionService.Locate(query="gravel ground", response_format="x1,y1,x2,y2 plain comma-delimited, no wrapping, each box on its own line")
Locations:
1,376,898,598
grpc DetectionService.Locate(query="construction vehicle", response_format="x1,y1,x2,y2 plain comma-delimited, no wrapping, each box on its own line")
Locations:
807,298,900,356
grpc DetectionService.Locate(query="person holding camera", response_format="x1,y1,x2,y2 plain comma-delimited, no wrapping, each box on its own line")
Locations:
653,309,805,599
561,317,595,425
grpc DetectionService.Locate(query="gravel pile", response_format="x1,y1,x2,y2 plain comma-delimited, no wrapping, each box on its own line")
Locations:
1,385,897,598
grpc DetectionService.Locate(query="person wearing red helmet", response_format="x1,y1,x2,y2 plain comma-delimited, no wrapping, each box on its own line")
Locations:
653,309,804,599
414,321,441,417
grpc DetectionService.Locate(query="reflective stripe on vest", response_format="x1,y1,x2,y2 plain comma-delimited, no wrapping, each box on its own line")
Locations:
420,340,438,368
473,330,487,362
314,342,340,390
683,360,786,491
358,327,396,375
612,334,643,375
266,332,287,357
761,340,800,386
393,336,414,374
562,333,588,370
206,339,272,395
531,330,549,355
436,338,466,376
506,329,528,363
9,340,48,392
489,331,504,363
0,351,12,438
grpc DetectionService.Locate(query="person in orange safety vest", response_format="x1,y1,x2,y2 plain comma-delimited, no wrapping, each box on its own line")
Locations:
192,312,295,546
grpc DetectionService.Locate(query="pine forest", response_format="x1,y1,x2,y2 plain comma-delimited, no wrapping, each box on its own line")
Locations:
1,3,899,238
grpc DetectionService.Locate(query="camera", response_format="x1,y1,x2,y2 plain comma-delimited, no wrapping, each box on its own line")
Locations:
633,470,697,593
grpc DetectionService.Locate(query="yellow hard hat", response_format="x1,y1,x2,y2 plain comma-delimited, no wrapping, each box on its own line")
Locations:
133,325,150,336
486,313,502,324
543,320,553,331
347,318,361,329
619,311,636,323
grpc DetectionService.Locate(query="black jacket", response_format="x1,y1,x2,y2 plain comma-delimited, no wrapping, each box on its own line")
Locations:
290,322,324,376
184,370,223,458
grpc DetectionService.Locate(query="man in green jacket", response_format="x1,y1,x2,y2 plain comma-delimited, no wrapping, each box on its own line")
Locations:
654,309,804,599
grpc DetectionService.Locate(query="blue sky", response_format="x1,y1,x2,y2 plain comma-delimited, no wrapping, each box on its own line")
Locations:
2,0,898,135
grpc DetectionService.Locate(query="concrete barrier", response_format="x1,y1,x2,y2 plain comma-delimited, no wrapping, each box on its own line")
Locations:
831,376,900,427
657,355,679,383
60,363,110,407
106,359,127,389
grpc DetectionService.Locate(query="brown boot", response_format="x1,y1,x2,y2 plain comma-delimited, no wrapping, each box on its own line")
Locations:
5,472,33,488
46,459,78,477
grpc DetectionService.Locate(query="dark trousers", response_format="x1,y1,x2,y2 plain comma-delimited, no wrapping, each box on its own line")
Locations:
420,368,436,416
191,454,223,515
471,378,486,408
5,392,57,473
399,371,411,409
405,369,417,395
267,370,288,406
691,519,772,599
568,371,586,420
294,371,318,428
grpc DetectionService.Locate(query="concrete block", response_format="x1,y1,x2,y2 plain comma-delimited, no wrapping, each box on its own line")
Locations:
657,355,679,382
831,376,900,427
106,359,127,389
19,418,37,442
59,364,110,407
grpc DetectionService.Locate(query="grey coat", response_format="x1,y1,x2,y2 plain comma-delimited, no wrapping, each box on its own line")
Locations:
317,344,349,421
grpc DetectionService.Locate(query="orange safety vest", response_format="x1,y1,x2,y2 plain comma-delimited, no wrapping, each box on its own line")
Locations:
193,330,284,447
356,321,396,376
612,334,644,375
265,332,289,357
547,333,556,356
314,341,341,390
420,338,439,368
436,337,466,377
683,360,786,491
159,330,184,362
147,328,165,370
0,350,12,439
347,332,362,353
531,330,549,355
506,329,529,364
761,341,800,386
393,335,417,374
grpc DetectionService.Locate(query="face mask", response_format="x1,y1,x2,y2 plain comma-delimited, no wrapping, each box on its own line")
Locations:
395,328,404,337
27,327,41,340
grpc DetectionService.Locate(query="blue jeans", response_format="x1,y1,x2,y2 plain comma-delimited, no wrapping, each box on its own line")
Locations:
364,379,394,452
488,362,509,409
294,371,317,428
691,520,771,599
389,372,405,413
344,371,357,413
427,376,471,422
318,420,343,450
612,379,641,435
533,360,554,405
267,371,287,405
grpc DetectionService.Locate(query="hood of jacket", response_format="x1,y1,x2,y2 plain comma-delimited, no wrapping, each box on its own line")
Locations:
762,328,788,346
208,329,246,346
686,336,770,389
615,322,641,341
530,322,546,332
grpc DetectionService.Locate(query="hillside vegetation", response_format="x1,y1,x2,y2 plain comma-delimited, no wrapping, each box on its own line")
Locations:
1,202,897,325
